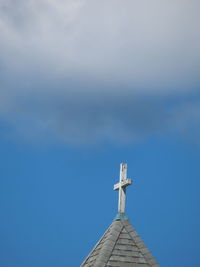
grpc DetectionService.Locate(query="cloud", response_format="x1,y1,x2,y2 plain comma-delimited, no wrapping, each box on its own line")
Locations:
0,0,200,144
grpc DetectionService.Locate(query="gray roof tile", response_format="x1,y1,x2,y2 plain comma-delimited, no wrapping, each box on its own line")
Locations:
81,218,159,267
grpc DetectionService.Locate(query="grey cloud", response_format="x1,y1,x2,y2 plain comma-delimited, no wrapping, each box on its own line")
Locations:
1,0,200,91
0,0,200,144
1,83,200,145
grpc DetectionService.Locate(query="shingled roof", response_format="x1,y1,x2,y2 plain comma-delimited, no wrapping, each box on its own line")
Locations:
81,216,159,267
81,164,159,267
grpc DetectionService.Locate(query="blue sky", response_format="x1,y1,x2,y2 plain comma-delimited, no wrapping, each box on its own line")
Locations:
0,1,200,266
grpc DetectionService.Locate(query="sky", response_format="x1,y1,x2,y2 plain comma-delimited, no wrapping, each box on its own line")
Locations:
0,0,200,266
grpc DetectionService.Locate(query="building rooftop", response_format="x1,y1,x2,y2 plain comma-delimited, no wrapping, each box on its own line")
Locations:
81,163,159,267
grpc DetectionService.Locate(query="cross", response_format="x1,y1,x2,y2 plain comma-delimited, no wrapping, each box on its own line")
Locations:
114,163,132,214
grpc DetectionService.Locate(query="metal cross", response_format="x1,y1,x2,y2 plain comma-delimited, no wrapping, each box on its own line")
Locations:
114,163,132,214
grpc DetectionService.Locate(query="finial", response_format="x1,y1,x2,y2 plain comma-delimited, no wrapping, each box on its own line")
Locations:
114,163,132,214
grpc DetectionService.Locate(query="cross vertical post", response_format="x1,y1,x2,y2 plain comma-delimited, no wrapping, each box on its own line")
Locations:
114,163,132,214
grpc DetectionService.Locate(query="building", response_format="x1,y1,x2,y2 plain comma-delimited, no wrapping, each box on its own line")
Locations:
81,163,159,267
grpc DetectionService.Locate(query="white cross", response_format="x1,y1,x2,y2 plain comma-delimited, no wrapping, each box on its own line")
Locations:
114,163,132,214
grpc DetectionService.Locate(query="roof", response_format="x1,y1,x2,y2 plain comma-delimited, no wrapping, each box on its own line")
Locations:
81,215,159,267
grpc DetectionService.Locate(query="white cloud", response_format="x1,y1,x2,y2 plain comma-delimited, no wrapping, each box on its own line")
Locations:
0,0,200,144
1,0,200,90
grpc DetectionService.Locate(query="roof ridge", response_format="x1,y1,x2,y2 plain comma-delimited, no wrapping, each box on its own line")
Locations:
101,220,124,266
93,221,123,267
122,220,159,267
80,224,112,266
81,218,159,267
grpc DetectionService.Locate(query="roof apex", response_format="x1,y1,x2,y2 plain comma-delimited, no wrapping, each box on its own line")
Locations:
81,218,159,267
114,212,129,221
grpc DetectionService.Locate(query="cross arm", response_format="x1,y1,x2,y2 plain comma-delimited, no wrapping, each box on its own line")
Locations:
113,178,132,191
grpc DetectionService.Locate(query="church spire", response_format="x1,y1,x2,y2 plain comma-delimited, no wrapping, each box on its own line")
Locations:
81,163,160,267
114,163,132,214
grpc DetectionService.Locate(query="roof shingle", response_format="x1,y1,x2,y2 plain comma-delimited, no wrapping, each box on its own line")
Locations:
81,218,159,267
